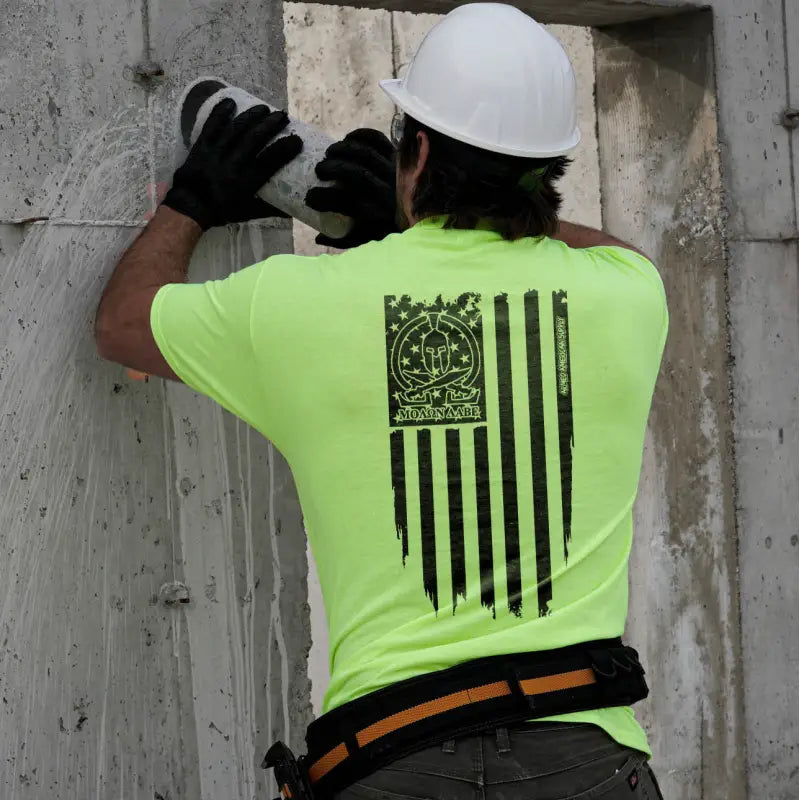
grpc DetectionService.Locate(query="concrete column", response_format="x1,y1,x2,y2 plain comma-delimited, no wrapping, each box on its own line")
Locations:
0,2,309,798
712,3,799,796
299,0,698,26
594,13,745,799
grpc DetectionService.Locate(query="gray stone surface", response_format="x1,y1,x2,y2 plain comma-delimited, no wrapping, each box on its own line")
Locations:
729,239,799,798
0,2,310,798
709,2,799,797
595,14,745,798
0,1,143,220
712,1,796,239
284,3,395,256
789,0,799,219
294,0,698,26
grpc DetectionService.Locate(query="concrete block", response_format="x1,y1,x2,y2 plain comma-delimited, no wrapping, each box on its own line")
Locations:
0,0,144,220
300,0,698,26
0,110,191,798
595,13,744,798
712,0,796,239
547,25,602,227
786,0,799,220
0,1,310,797
284,3,395,255
147,0,312,793
728,240,799,800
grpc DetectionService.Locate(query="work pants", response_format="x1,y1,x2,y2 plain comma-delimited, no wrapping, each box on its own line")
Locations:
334,722,664,800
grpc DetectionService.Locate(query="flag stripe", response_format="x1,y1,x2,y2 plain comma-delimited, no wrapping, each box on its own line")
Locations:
524,291,552,617
446,429,467,607
417,429,438,611
553,291,574,560
494,294,522,616
390,430,409,563
473,426,495,615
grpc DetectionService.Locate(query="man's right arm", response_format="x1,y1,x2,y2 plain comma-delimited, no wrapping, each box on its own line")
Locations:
552,221,650,260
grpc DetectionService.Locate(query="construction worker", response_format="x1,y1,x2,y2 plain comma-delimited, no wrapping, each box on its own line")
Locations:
96,4,666,798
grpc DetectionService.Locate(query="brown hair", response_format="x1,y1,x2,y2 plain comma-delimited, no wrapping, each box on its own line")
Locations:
397,115,569,241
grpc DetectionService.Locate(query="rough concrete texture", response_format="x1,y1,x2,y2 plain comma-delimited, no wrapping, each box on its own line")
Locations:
0,1,310,798
284,6,602,712
304,0,698,26
284,4,395,256
595,13,744,798
712,1,797,239
728,240,799,796
708,2,799,797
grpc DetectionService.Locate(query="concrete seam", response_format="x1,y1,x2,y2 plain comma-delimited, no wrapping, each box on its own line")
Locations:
147,92,158,216
0,218,289,229
783,0,798,230
728,235,799,243
390,12,398,78
591,29,605,229
141,0,152,64
713,33,750,797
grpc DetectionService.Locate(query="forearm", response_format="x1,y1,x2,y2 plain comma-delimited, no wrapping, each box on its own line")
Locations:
553,220,648,259
95,206,201,374
101,206,201,299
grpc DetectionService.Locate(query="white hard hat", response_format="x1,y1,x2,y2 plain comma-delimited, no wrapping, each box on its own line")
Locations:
380,3,580,158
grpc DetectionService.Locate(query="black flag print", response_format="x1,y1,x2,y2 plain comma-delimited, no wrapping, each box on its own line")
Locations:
553,291,574,560
385,291,573,618
385,294,486,427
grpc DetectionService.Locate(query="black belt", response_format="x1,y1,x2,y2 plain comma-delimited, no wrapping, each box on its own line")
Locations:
299,638,648,798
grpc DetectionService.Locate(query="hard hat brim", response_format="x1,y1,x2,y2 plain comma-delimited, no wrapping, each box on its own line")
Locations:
380,78,581,159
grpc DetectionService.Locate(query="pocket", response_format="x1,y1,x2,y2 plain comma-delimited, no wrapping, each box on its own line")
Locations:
562,754,649,800
338,771,468,800
338,780,434,800
493,724,627,782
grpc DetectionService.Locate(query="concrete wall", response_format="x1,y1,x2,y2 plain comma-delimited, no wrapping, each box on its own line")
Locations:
302,0,696,26
0,2,311,798
595,14,743,797
711,3,799,798
1,1,795,798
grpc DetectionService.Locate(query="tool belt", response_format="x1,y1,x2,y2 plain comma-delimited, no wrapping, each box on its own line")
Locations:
264,638,647,800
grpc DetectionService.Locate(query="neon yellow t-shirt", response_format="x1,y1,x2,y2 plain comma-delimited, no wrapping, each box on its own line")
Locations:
151,220,668,755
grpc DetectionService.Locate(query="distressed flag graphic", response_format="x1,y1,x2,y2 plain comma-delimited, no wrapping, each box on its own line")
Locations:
386,291,574,619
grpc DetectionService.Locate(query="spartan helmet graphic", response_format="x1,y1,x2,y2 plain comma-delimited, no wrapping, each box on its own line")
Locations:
421,314,451,376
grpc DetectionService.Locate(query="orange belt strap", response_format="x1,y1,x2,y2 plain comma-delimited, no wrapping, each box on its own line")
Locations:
308,667,596,784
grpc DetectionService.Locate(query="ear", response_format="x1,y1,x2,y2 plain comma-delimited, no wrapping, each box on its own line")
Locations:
411,130,430,183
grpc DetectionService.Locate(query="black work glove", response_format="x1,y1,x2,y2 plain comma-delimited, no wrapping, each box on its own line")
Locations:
164,99,303,230
305,128,399,249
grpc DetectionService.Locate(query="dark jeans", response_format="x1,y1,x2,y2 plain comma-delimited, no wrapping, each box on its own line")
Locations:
334,722,664,800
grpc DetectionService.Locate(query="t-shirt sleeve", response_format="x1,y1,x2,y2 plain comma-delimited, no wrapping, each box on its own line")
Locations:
150,264,268,430
589,245,669,345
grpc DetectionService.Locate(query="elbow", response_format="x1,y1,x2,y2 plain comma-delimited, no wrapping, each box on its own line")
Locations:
94,322,114,363
94,299,119,363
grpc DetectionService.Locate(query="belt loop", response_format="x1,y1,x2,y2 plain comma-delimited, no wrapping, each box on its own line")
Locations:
495,727,510,754
505,664,530,710
442,739,456,754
